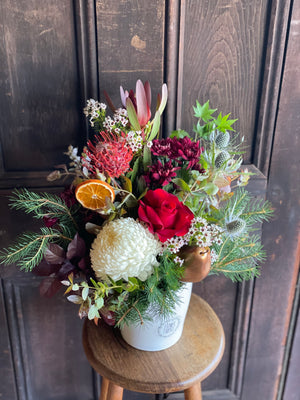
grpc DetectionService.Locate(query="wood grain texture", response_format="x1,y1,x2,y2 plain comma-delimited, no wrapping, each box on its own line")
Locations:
184,383,202,400
283,294,300,400
0,282,18,400
166,389,239,400
95,0,165,110
82,294,225,394
0,0,82,173
241,0,300,397
177,0,269,163
0,191,95,400
254,0,293,176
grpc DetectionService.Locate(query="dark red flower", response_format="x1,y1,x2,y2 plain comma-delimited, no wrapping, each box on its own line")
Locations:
60,186,76,207
151,137,204,170
144,160,179,188
138,189,194,242
43,216,58,228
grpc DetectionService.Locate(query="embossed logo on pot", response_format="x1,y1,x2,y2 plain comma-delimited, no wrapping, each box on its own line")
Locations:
158,318,180,337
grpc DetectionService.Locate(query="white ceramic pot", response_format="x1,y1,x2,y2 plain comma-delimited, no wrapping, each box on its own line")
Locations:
120,282,193,351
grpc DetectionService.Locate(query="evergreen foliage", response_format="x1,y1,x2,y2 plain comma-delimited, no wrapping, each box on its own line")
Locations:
211,234,265,281
0,190,78,271
114,253,184,326
9,189,79,234
0,227,72,271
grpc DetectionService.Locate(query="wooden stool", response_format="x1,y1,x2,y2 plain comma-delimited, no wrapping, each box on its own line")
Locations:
82,294,225,400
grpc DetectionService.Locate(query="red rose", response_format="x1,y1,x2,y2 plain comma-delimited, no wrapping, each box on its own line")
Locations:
138,189,194,242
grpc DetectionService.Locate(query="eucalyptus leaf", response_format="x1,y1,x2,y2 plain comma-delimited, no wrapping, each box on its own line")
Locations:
67,295,83,304
88,305,99,320
95,297,104,309
82,286,89,301
172,178,191,192
203,182,219,195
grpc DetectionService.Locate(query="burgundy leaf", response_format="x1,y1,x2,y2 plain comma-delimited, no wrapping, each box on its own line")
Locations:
57,260,77,281
78,256,88,271
103,90,116,113
44,243,66,264
66,233,86,260
39,277,63,298
100,307,116,326
33,259,61,277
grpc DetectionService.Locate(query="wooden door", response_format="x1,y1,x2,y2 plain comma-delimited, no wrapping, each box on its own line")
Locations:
0,1,299,399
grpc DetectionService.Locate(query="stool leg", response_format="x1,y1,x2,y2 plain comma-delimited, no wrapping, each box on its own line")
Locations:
106,381,124,400
184,382,202,400
99,377,110,400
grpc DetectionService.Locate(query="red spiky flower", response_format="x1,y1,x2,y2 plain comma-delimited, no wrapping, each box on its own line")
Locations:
83,131,133,178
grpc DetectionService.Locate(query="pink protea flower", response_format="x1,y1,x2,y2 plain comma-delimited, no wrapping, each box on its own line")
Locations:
120,80,151,128
83,131,133,178
120,80,167,130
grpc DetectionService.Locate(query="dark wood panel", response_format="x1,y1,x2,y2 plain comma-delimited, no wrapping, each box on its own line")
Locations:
0,190,94,400
254,0,293,176
283,299,300,400
0,282,18,400
178,0,269,163
193,276,236,390
193,165,268,392
96,0,165,107
3,278,94,400
241,0,300,396
167,389,238,399
0,0,82,173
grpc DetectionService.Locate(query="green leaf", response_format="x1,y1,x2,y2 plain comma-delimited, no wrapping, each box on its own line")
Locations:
128,157,141,184
203,182,219,195
148,111,161,141
172,178,191,192
193,100,216,122
143,145,152,170
67,295,83,304
126,98,141,131
82,286,89,301
170,130,191,139
121,176,132,193
72,283,79,291
158,83,168,115
215,112,237,132
95,297,104,309
88,305,99,320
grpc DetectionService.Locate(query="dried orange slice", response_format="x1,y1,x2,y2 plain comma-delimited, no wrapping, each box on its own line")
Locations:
75,179,115,210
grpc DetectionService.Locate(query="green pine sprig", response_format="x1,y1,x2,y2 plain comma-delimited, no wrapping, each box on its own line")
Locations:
114,253,184,327
9,189,79,235
211,235,265,282
0,227,72,271
209,188,273,233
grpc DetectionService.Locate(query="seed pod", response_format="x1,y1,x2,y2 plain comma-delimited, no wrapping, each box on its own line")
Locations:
215,151,230,168
215,131,230,149
226,218,246,236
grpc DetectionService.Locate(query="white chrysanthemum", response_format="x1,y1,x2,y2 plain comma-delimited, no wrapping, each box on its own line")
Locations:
90,218,162,281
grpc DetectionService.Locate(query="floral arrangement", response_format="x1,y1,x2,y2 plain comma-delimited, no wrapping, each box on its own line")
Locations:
0,80,273,326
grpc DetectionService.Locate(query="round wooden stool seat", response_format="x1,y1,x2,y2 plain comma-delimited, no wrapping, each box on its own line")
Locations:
82,294,225,399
